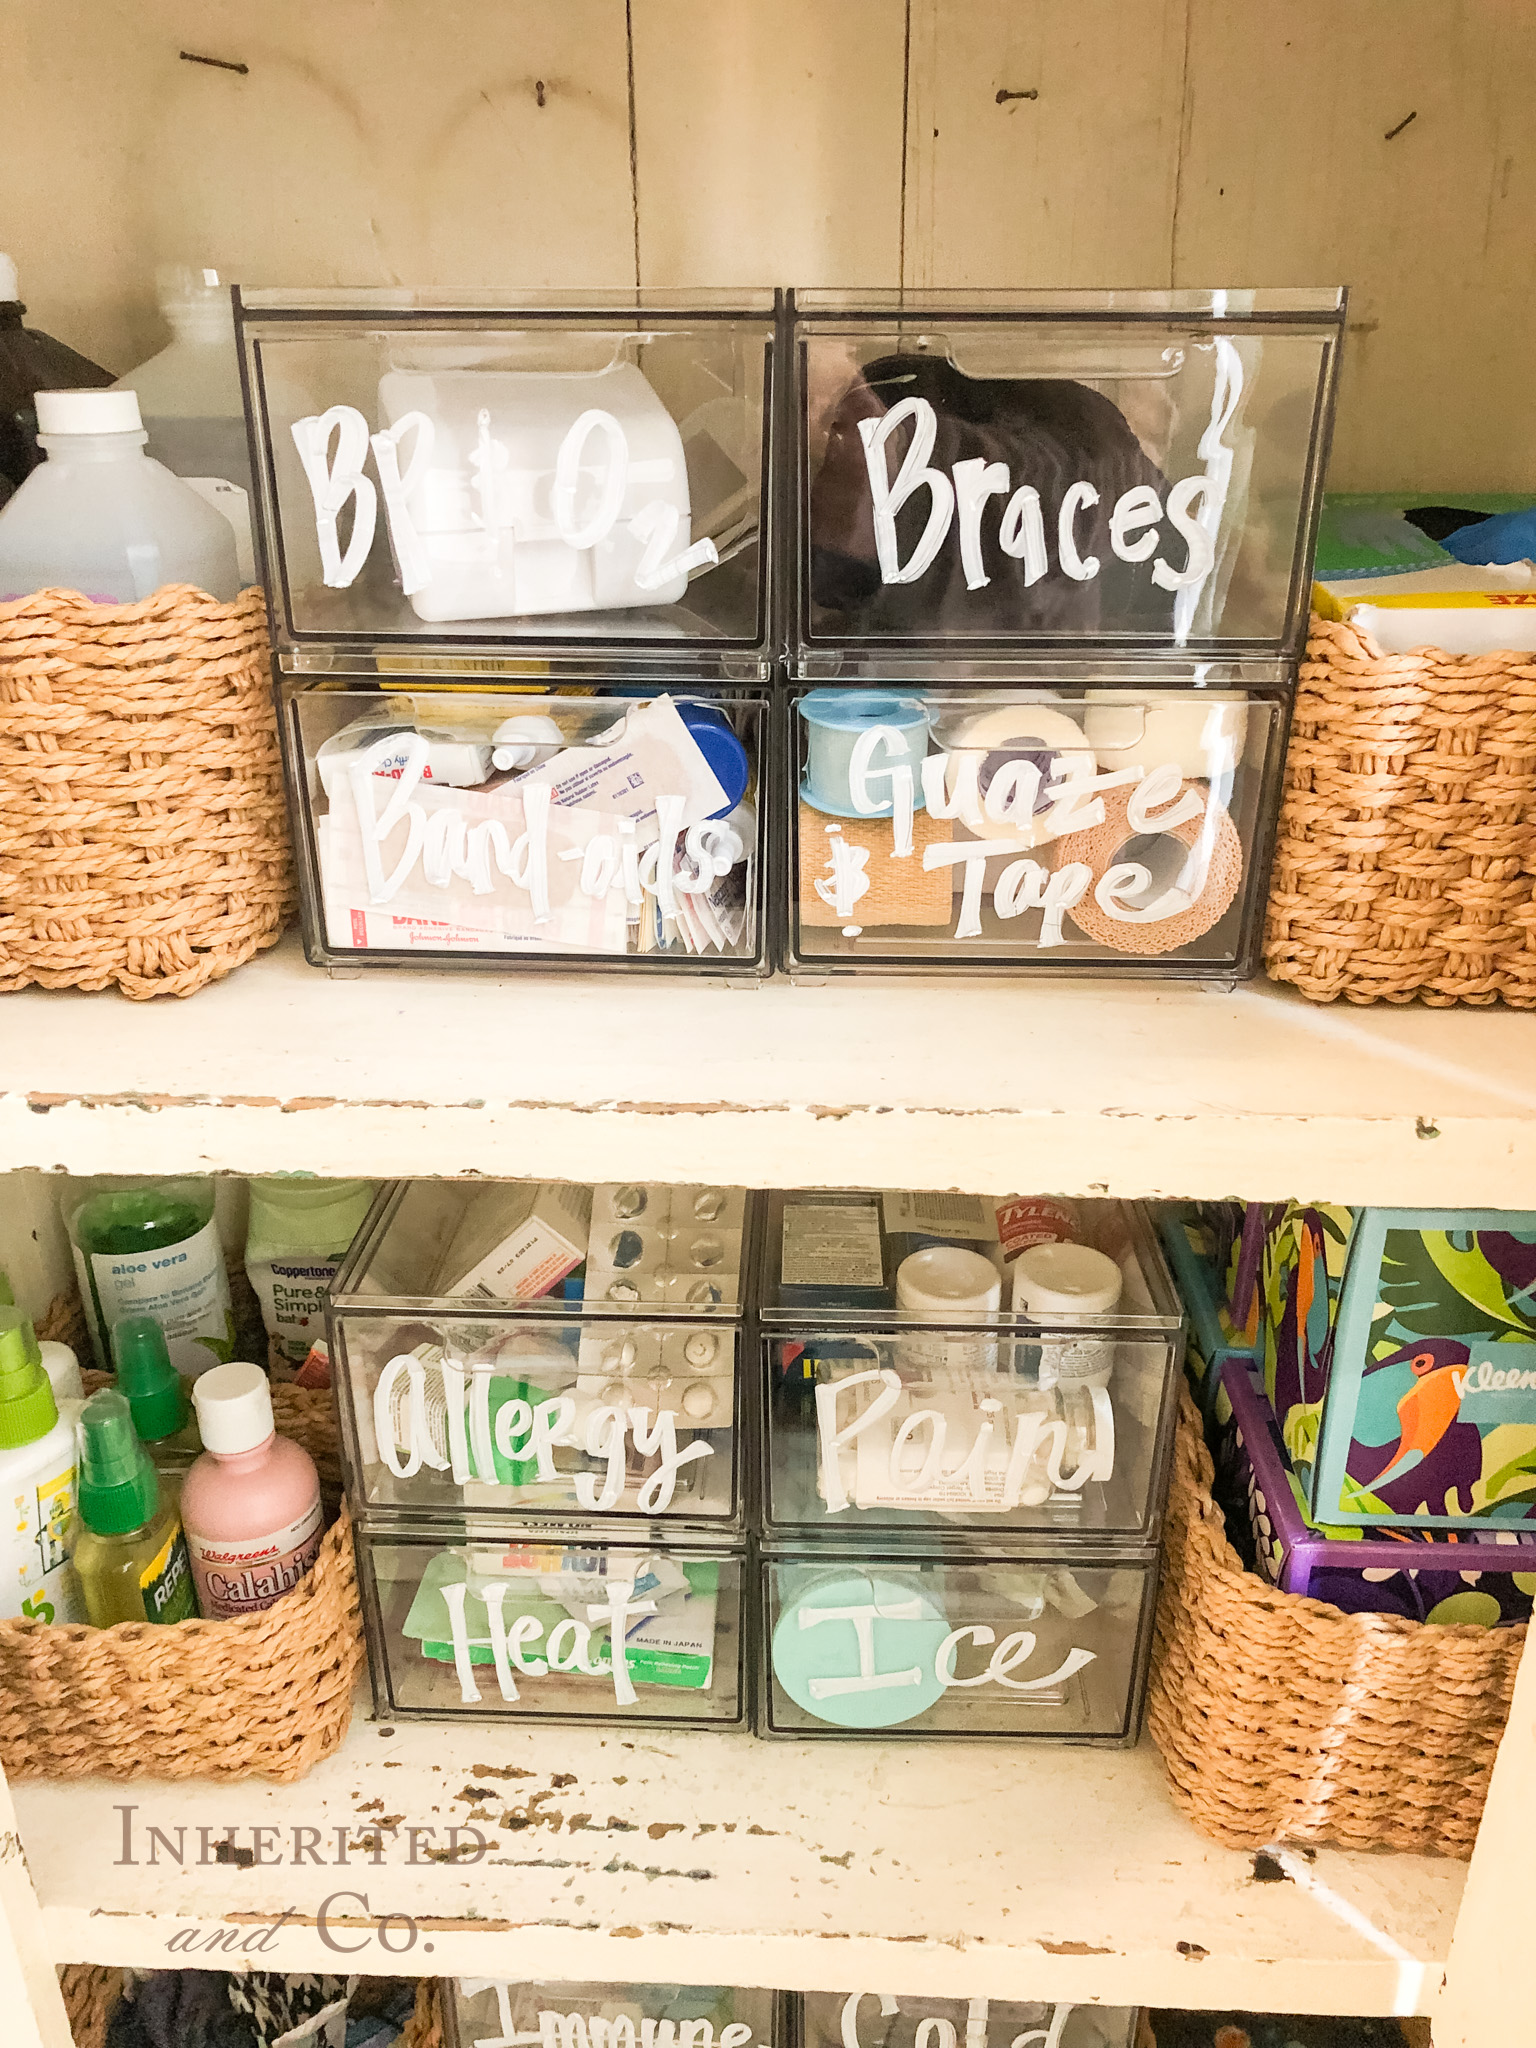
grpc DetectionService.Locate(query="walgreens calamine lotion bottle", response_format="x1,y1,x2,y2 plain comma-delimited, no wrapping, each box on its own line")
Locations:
182,1361,323,1618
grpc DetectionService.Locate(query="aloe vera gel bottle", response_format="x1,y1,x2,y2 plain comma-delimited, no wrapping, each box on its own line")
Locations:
65,1178,234,1374
71,1388,197,1627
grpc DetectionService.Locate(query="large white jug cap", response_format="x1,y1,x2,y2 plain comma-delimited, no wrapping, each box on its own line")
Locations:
35,389,143,435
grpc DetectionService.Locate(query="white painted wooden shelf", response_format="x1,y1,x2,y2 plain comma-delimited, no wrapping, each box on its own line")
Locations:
3,934,1535,1202
11,1708,1459,2018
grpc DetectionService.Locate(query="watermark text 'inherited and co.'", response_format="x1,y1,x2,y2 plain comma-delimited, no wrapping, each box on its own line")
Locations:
113,1805,488,1958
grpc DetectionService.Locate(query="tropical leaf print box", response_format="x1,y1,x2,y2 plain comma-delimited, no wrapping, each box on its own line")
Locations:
1262,1204,1536,1529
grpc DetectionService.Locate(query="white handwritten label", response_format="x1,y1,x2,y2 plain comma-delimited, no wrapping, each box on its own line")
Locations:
815,1368,1114,1514
442,1574,656,1707
855,395,1218,609
288,401,719,615
373,1353,715,1513
840,1996,1073,2048
445,1999,767,2048
791,1593,1096,1698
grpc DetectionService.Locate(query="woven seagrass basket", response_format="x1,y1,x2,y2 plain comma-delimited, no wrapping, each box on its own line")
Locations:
1265,614,1536,1007
0,1293,363,1783
0,583,294,999
1147,1386,1523,1857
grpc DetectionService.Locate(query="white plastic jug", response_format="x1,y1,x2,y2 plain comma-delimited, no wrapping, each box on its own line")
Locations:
0,388,240,602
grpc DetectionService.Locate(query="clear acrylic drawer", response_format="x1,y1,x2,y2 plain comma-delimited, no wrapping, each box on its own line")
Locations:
235,288,779,679
763,1334,1179,1550
759,1190,1181,1549
804,1995,1138,2048
781,679,1287,979
445,1982,787,2048
356,1527,747,1726
759,1549,1156,1742
281,683,767,975
791,286,1343,669
330,1181,755,1533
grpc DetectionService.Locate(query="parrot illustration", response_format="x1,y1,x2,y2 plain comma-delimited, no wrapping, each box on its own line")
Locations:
1347,1338,1481,1515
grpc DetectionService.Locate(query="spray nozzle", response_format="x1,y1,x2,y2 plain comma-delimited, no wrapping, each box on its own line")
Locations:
0,1322,57,1448
111,1316,190,1444
77,1388,159,1534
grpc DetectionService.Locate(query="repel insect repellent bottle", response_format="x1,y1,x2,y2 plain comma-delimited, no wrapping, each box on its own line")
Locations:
70,1388,198,1627
65,1177,234,1374
0,1322,83,1623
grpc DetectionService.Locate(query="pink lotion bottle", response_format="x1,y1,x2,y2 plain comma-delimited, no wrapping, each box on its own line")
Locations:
182,1361,324,1619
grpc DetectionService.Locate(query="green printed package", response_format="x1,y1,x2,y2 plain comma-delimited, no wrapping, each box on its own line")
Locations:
405,1550,717,1690
66,1178,234,1373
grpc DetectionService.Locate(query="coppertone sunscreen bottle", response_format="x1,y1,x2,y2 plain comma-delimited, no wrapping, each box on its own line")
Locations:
182,1361,323,1619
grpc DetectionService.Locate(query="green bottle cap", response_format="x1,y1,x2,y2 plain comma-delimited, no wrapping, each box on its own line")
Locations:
111,1316,189,1444
77,1388,159,1535
0,1307,42,1370
0,1323,59,1448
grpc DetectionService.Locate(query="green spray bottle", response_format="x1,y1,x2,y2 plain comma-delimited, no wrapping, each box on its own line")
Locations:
70,1388,198,1626
111,1316,202,1502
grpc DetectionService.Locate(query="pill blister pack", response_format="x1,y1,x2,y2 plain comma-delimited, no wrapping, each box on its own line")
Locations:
582,1185,747,1310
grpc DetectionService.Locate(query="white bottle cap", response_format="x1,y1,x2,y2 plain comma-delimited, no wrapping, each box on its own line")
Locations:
192,1360,275,1453
896,1246,1002,1317
0,255,18,302
1012,1242,1123,1317
39,1340,84,1405
35,388,144,436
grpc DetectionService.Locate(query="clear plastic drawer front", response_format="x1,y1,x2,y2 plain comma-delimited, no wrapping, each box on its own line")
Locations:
760,1193,1181,1548
783,680,1286,976
331,1182,752,1531
356,1529,747,1725
803,1996,1138,2048
282,684,766,974
792,287,1343,666
760,1550,1156,1742
445,1983,787,2048
766,1334,1177,1548
235,289,778,676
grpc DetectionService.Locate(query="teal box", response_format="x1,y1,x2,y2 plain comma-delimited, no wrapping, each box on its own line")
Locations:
1156,1202,1262,1423
1263,1205,1536,1530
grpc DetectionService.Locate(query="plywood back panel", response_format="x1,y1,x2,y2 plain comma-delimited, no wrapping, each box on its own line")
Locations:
3,0,1530,489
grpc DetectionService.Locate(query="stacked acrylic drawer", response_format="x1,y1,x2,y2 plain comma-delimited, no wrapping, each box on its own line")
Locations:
330,1178,760,1726
781,286,1345,983
754,1190,1185,1741
234,288,780,978
443,1981,1138,2048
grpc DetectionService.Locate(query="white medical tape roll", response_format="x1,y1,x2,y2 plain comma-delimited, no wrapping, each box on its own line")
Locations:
938,703,1094,850
1082,695,1249,779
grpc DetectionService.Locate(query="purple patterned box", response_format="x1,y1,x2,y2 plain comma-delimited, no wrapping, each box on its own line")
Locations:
1216,1365,1536,1622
